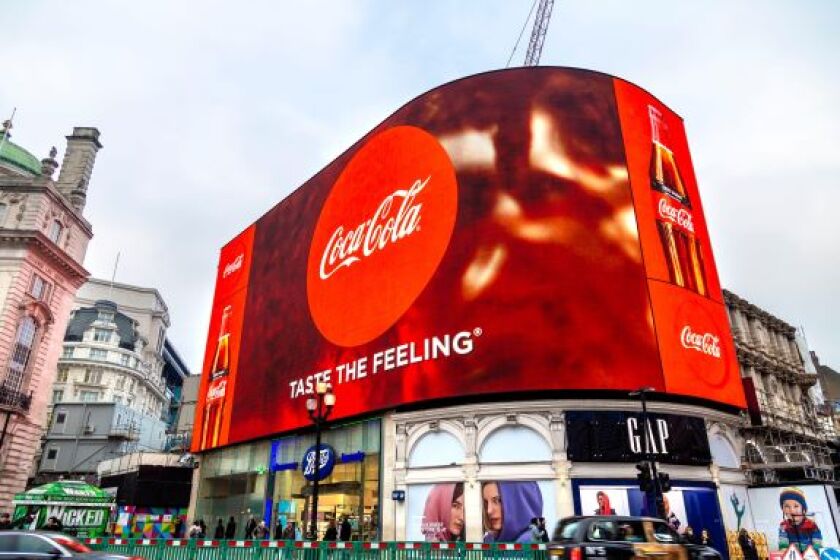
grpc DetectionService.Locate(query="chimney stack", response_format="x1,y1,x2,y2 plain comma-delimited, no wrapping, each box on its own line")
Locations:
56,127,102,214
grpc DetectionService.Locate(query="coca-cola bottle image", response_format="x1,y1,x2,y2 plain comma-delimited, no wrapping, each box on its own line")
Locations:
648,105,707,296
200,305,232,450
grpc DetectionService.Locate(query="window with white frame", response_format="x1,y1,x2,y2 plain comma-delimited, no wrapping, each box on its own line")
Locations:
93,328,110,343
89,348,107,360
0,203,7,226
83,369,102,384
48,220,63,243
28,273,51,301
80,390,98,402
56,368,68,382
120,354,130,366
52,390,63,403
2,316,38,392
62,347,73,359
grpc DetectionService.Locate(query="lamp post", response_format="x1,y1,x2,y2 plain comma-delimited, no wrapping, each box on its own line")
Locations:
629,386,666,519
306,382,335,540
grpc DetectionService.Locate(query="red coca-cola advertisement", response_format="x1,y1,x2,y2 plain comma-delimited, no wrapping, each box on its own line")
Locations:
192,67,745,452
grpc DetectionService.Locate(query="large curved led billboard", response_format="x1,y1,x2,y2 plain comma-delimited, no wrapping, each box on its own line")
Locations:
193,67,745,452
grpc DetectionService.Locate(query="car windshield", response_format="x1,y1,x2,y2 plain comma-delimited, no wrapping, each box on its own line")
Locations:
553,520,581,542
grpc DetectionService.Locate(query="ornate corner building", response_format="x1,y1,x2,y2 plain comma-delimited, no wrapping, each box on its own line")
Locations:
723,289,835,486
0,123,101,509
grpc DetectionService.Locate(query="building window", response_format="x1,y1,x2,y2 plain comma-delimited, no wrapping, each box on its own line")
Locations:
62,347,73,359
120,354,130,367
52,390,63,403
83,369,102,384
55,412,66,425
90,348,107,360
80,390,98,402
116,375,125,389
46,448,58,460
29,273,51,301
56,368,68,382
48,220,63,243
0,202,7,225
2,316,38,392
156,327,165,354
97,309,114,322
93,328,110,343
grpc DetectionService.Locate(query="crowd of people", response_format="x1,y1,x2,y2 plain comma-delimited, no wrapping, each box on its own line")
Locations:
175,515,352,541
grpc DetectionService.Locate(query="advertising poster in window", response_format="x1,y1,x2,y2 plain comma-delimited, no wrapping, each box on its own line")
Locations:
481,480,556,543
720,484,755,532
747,486,840,552
193,68,746,451
407,483,467,542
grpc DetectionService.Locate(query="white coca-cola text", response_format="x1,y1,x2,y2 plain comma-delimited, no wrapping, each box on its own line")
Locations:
680,326,721,358
207,379,227,401
658,198,694,233
318,176,430,280
223,254,244,278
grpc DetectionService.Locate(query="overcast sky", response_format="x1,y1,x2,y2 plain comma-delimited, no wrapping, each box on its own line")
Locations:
2,1,838,373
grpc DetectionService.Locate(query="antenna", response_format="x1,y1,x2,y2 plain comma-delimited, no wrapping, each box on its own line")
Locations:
108,251,121,300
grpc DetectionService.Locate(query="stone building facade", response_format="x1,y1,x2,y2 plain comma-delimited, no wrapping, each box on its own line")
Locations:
0,123,101,509
723,289,835,484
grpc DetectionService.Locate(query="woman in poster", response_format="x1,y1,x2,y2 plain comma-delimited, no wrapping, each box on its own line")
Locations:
482,481,543,543
421,483,465,541
594,491,616,515
777,487,823,552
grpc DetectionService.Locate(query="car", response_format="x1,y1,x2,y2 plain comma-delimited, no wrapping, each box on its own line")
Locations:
549,516,722,560
0,531,144,560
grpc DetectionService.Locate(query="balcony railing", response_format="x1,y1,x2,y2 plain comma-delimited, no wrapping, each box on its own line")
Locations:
0,385,32,414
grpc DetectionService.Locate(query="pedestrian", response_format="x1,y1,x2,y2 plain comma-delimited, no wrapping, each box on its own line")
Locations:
324,520,338,541
282,522,295,540
700,528,711,546
253,520,268,539
214,518,225,539
173,516,184,538
245,515,257,539
528,518,541,542
339,517,352,541
198,519,207,538
45,516,64,532
294,523,303,541
0,513,12,530
225,516,237,539
739,529,759,560
538,517,550,543
684,525,698,544
188,521,202,539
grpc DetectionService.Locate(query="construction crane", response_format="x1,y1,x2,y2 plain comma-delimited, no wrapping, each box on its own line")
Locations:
523,0,555,66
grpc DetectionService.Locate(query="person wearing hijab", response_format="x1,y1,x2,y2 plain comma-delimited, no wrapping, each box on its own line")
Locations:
422,483,465,541
482,481,543,543
594,491,616,515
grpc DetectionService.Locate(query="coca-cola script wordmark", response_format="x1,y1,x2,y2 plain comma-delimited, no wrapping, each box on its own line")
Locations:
306,126,458,347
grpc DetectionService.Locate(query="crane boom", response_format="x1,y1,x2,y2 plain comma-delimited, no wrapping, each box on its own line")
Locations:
523,0,555,66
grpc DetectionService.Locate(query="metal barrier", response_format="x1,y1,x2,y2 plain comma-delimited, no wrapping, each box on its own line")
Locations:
82,539,548,560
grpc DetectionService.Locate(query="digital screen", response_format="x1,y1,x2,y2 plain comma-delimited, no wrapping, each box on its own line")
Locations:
193,68,745,452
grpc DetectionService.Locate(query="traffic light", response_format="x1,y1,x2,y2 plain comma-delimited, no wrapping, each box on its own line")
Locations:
658,471,671,493
636,461,653,492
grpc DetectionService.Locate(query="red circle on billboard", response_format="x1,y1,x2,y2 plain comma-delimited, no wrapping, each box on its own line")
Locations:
307,126,458,347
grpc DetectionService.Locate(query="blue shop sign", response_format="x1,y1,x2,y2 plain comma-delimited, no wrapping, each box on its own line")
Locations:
302,444,337,481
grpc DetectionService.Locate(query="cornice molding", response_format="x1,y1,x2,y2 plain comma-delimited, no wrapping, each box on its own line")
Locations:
0,230,89,286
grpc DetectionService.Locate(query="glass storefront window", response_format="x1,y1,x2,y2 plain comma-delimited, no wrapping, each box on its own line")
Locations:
271,419,381,541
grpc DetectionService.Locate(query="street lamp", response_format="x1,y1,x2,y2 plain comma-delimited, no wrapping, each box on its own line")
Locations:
629,386,666,519
306,382,335,540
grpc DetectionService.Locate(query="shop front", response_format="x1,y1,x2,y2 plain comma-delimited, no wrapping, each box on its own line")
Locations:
194,418,381,540
566,409,731,558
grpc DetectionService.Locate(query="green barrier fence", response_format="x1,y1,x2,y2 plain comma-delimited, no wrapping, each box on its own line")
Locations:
82,539,549,560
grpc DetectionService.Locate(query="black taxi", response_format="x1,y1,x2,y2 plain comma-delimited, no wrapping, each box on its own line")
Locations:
549,516,721,560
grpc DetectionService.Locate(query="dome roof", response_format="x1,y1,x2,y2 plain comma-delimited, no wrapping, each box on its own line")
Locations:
64,300,139,350
0,138,41,176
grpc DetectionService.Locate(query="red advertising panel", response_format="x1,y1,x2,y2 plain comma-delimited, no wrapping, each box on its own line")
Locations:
192,225,255,452
613,79,743,407
193,68,745,451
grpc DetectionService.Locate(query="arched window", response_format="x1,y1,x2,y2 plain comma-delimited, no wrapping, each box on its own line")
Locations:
409,430,464,468
709,433,739,468
3,316,39,392
480,426,551,463
48,220,63,243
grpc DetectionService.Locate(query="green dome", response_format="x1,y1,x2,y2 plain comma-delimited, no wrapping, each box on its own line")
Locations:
0,138,41,176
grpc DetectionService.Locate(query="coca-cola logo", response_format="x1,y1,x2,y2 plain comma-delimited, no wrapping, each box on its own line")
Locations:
207,378,227,401
657,197,694,233
222,254,244,278
680,325,721,358
307,126,458,347
319,176,428,280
